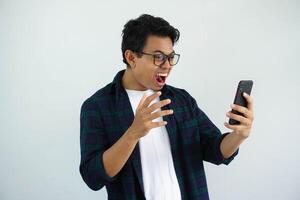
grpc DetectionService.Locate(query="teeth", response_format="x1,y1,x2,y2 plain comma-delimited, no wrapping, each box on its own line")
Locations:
158,73,168,77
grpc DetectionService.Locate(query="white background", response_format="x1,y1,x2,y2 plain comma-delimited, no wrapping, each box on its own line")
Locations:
1,0,299,199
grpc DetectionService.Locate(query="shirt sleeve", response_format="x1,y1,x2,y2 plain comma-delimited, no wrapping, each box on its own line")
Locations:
189,93,239,165
79,98,118,191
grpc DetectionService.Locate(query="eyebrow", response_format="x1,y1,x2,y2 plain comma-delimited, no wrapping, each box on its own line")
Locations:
151,50,175,55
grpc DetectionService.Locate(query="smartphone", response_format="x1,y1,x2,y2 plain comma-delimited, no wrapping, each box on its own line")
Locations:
229,80,253,125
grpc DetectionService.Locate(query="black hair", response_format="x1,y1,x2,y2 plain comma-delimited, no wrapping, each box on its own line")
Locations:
121,14,180,67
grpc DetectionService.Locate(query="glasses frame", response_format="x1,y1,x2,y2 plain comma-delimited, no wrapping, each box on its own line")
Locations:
138,51,180,67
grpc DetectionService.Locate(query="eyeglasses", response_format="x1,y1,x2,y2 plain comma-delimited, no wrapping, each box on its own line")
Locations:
138,51,180,67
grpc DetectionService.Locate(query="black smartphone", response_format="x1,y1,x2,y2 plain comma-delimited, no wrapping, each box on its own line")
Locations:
229,80,253,125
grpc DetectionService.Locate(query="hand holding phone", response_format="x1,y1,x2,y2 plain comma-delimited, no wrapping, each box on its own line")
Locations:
229,80,253,125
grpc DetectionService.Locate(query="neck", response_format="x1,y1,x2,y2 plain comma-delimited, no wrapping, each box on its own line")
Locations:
122,68,148,91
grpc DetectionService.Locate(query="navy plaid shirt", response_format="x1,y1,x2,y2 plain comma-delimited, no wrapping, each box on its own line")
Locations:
79,70,239,200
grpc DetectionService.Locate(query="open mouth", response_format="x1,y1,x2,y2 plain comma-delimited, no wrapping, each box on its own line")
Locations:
155,72,168,86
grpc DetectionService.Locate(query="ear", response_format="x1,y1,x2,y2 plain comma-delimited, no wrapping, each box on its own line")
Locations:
124,50,136,68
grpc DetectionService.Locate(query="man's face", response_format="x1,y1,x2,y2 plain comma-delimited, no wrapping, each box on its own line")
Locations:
131,35,175,91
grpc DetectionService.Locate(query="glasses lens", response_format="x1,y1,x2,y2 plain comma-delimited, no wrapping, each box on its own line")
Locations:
169,54,179,66
154,54,166,66
153,53,180,67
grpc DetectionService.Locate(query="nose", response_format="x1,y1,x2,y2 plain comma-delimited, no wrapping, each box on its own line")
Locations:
160,58,172,69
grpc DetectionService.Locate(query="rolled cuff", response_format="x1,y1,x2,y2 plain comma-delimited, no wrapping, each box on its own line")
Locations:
95,151,118,183
80,151,118,191
215,132,239,165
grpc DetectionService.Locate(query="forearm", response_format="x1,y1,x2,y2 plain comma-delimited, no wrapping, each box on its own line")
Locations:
220,132,247,159
102,128,139,178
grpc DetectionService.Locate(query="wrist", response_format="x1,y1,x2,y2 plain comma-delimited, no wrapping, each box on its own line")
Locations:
230,131,248,141
125,128,140,144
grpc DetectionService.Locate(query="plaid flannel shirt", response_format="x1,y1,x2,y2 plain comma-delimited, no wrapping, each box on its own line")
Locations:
79,69,239,200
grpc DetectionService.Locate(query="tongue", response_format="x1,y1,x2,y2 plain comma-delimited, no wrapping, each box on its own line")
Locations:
157,76,164,83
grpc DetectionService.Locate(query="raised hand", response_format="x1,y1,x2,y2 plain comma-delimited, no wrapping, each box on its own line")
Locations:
128,91,173,140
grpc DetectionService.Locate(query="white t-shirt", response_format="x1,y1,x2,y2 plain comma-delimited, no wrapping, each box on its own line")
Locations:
125,89,182,200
